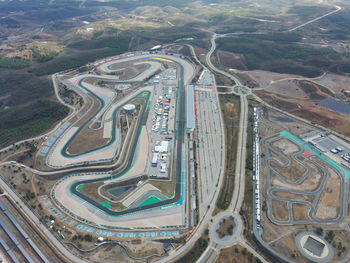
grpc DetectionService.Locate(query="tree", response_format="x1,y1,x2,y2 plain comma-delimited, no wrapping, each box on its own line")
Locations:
84,234,93,242
315,227,323,236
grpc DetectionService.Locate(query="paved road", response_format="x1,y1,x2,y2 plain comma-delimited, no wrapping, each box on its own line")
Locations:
155,40,228,263
50,54,194,218
196,33,268,263
0,52,196,262
262,135,345,225
287,4,342,32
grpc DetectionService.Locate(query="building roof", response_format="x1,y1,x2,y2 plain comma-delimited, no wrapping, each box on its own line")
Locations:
303,236,325,257
186,85,195,133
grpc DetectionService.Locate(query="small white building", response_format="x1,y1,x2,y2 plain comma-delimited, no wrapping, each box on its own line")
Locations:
154,141,169,153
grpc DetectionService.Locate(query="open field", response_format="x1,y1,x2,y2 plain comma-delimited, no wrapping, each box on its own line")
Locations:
216,244,265,263
215,94,240,212
255,89,350,136
292,203,310,221
271,200,289,222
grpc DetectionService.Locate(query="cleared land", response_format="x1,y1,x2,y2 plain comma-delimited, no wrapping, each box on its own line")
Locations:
215,94,240,211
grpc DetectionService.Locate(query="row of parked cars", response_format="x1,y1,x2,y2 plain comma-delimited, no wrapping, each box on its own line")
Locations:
151,94,172,134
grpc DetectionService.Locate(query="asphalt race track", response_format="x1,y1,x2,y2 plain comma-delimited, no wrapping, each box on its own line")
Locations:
51,54,194,217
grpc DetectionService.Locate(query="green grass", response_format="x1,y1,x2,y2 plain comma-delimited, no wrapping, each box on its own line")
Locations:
99,201,111,209
137,196,161,207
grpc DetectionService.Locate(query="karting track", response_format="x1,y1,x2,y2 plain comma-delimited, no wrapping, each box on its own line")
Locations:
52,54,193,217
263,133,345,225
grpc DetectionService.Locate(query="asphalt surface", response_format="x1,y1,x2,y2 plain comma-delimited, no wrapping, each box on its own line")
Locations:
177,34,268,263
263,135,346,225
66,56,189,216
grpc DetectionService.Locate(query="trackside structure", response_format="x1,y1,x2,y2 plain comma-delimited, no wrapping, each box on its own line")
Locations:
186,85,196,134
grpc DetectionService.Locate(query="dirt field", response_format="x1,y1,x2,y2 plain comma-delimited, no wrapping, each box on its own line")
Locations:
272,139,300,155
113,64,149,80
149,179,175,197
270,233,309,263
292,203,310,221
271,168,322,192
126,239,163,258
314,169,341,220
269,157,307,182
215,95,240,212
67,128,110,154
73,243,135,263
328,230,350,261
260,220,278,243
225,102,235,118
271,199,289,222
314,72,350,94
265,109,315,137
245,70,301,88
255,90,350,136
215,245,263,263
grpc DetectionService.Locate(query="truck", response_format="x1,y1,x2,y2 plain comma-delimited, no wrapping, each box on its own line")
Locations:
151,153,158,167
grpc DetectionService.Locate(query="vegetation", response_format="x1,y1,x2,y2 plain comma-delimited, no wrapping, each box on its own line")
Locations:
174,237,208,263
0,70,53,106
216,94,240,211
0,69,70,147
36,51,60,63
30,48,128,76
137,26,208,44
0,56,30,69
0,99,68,146
216,216,235,238
217,34,347,77
298,80,333,101
287,5,333,18
216,245,263,263
68,34,131,50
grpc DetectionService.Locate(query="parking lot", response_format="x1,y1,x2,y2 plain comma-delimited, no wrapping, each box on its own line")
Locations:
302,132,350,170
196,90,224,216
